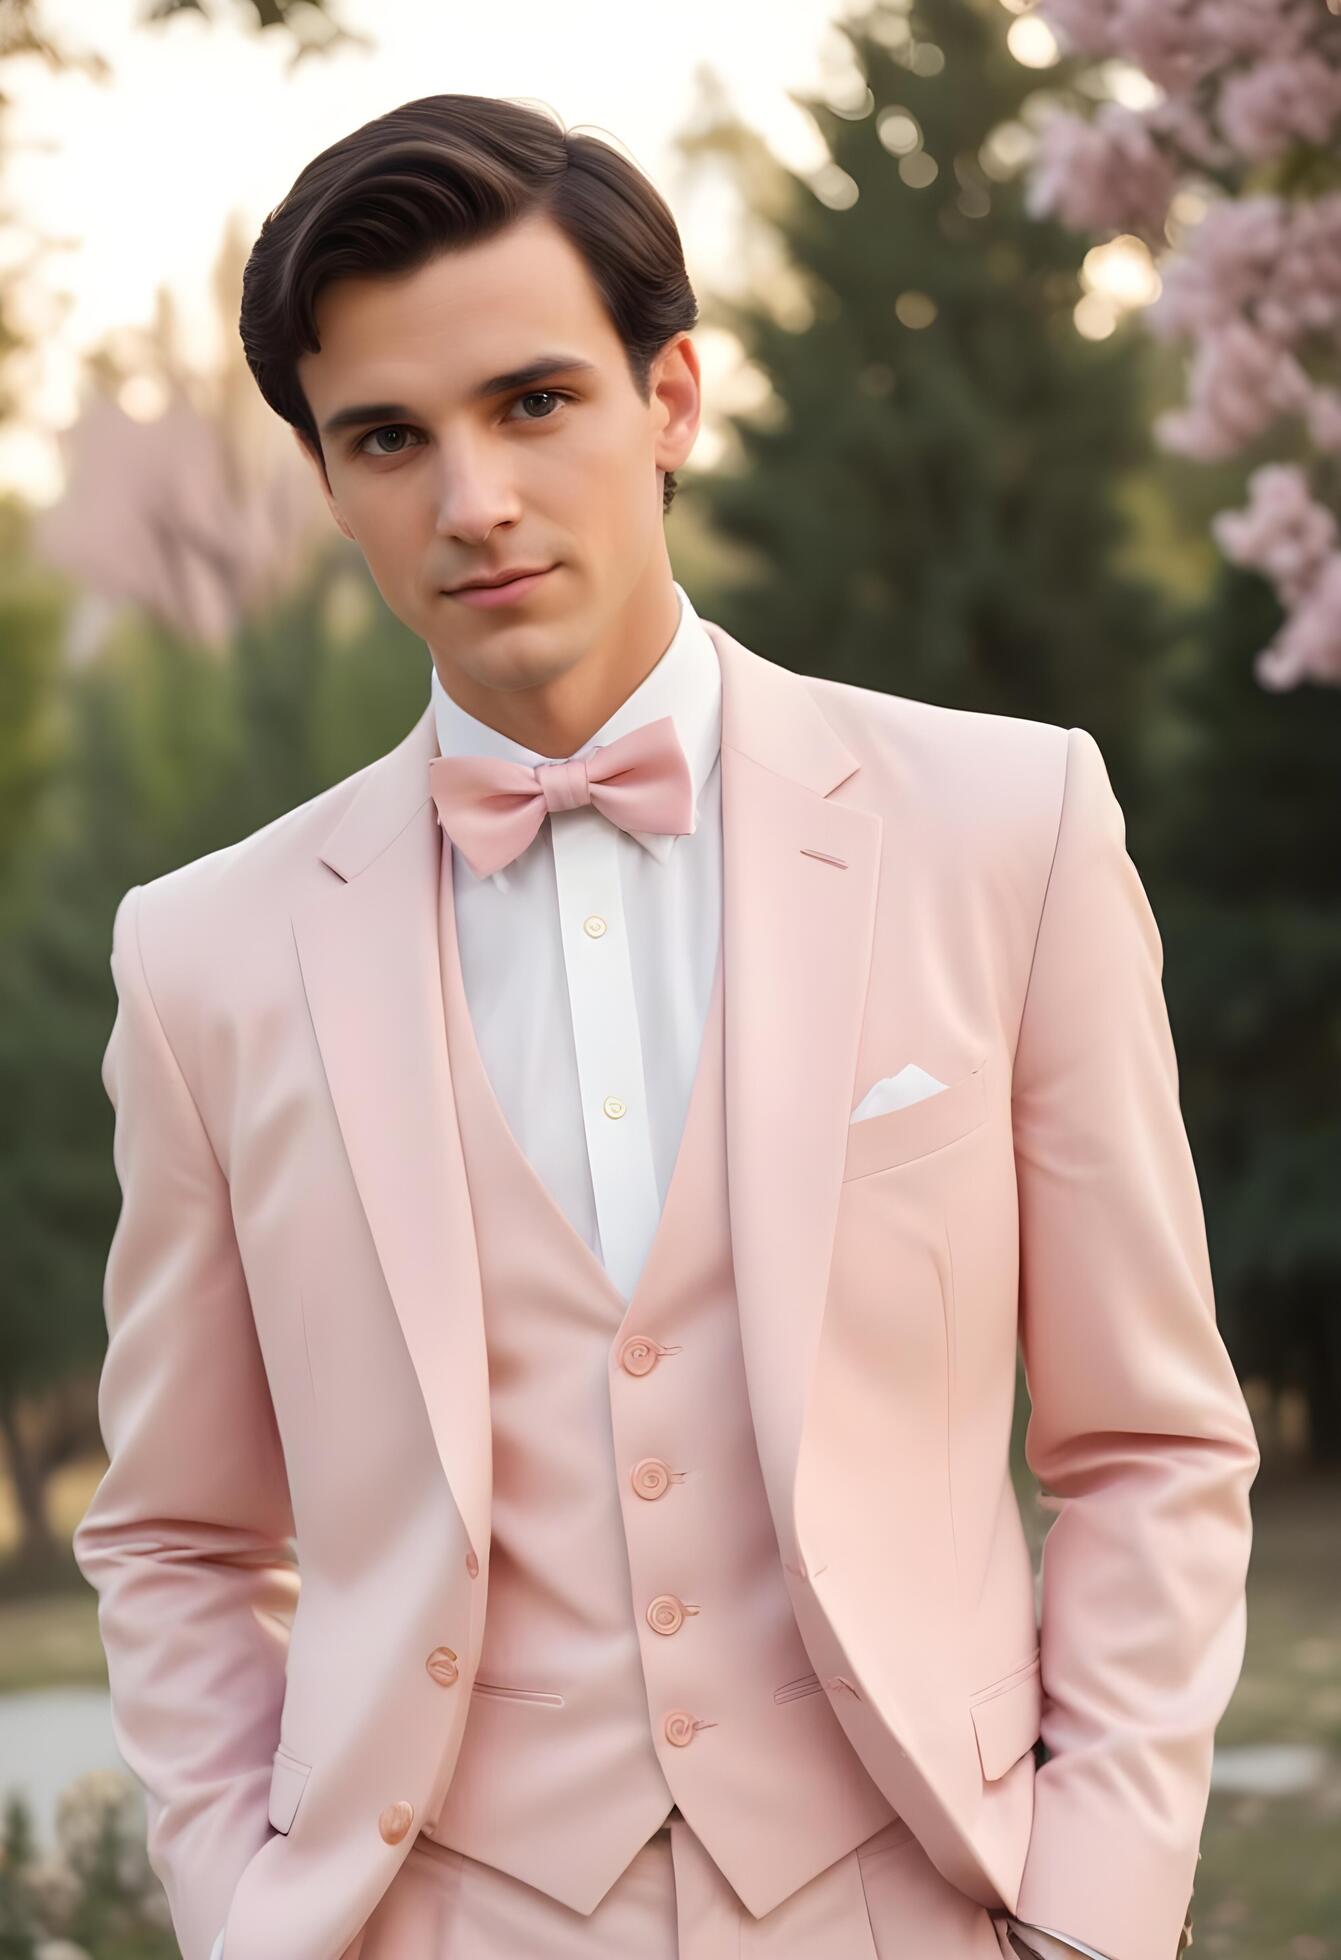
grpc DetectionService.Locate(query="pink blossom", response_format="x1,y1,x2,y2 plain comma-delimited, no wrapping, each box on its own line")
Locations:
1027,102,1178,240
1211,462,1338,607
1154,320,1312,459
1255,552,1341,685
1028,0,1341,689
1304,386,1341,453
30,387,326,654
1044,0,1335,83
1145,94,1236,173
1200,0,1324,65
1218,54,1341,162
1120,4,1220,96
1147,197,1293,341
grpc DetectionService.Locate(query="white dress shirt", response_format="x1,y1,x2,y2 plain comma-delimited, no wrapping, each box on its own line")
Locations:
209,579,1103,1960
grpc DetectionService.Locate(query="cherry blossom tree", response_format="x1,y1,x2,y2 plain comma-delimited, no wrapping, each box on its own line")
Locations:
1025,0,1341,688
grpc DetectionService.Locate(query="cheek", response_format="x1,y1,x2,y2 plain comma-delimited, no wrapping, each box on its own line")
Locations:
351,500,429,574
561,413,655,500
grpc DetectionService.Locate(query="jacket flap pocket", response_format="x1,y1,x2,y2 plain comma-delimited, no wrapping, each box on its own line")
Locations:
969,1655,1042,1781
268,1747,312,1834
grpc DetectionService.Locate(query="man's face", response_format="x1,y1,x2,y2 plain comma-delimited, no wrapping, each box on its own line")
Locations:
294,210,699,725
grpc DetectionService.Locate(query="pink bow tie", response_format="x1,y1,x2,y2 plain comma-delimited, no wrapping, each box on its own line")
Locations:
429,714,695,880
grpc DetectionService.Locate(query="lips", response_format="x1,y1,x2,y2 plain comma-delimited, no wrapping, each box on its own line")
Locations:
448,565,556,608
453,566,550,592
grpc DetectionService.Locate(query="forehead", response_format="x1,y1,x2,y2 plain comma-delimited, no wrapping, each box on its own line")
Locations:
298,212,618,401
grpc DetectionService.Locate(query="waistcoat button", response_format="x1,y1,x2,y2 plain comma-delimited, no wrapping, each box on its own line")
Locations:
378,1800,415,1844
425,1646,459,1686
631,1458,671,1499
646,1594,685,1635
619,1336,660,1376
465,1548,479,1577
664,1711,699,1747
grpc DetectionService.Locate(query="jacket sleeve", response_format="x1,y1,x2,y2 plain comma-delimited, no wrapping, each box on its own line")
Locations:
1008,728,1260,1960
72,883,299,1960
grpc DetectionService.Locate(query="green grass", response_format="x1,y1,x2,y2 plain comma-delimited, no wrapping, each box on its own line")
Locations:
0,1580,106,1693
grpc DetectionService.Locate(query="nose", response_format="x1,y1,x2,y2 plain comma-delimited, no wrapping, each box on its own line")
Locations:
431,439,522,544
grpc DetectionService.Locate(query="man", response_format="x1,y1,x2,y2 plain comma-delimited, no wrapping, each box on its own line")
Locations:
73,94,1259,1960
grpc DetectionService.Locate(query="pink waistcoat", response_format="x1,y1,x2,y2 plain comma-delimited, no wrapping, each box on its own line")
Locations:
422,828,900,1919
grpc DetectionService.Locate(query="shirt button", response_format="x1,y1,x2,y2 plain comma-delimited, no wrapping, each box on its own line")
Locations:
630,1457,672,1499
583,915,608,938
664,1711,699,1747
378,1800,415,1844
646,1594,685,1635
425,1646,459,1686
619,1335,661,1376
465,1548,479,1577
603,1095,627,1119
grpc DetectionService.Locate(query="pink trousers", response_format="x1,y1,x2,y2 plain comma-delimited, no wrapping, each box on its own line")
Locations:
345,1811,1019,1959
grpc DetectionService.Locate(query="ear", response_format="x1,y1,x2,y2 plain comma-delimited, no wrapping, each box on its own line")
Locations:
651,332,701,478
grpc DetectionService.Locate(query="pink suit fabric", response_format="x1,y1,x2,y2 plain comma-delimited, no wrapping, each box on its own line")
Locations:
73,615,1259,1960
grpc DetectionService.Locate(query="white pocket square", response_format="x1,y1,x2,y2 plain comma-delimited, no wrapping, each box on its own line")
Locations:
850,1063,949,1123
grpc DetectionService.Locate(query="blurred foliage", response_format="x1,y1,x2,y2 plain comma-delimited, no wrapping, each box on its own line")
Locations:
0,523,426,1560
676,0,1178,795
0,0,363,76
671,0,1338,1459
0,1772,179,1959
1149,563,1341,1462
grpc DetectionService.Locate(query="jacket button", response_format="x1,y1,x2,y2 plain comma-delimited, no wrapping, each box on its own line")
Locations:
646,1594,685,1635
619,1336,660,1376
378,1800,414,1844
465,1548,479,1577
664,1710,700,1747
631,1458,672,1499
425,1646,459,1686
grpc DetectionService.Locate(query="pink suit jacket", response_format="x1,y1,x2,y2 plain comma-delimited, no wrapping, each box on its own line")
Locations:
73,616,1260,1960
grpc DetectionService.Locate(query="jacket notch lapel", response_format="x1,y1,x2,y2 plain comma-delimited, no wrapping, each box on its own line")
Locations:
292,708,492,1562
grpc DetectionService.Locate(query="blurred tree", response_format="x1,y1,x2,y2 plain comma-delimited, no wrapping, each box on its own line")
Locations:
0,0,363,73
675,0,1177,787
1151,563,1341,1463
0,498,64,904
0,552,426,1563
0,0,365,1556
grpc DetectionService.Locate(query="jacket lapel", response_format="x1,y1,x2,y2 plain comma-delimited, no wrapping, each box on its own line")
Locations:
706,620,882,1553
292,707,493,1562
291,619,881,1569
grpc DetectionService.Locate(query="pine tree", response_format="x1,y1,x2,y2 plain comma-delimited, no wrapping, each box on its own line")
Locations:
677,0,1174,779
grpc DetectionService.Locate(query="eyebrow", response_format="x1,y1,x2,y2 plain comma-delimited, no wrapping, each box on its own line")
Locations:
319,353,600,437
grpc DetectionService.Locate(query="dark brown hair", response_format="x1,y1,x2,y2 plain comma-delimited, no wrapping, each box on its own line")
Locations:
239,94,699,515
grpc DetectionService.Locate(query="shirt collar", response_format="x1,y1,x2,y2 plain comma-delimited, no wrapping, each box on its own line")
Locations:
430,579,721,890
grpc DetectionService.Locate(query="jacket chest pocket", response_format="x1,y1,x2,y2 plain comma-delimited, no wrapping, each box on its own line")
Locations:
843,1059,989,1182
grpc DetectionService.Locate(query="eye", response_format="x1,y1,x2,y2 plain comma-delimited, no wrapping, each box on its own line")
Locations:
354,390,572,459
355,424,423,458
505,389,572,421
